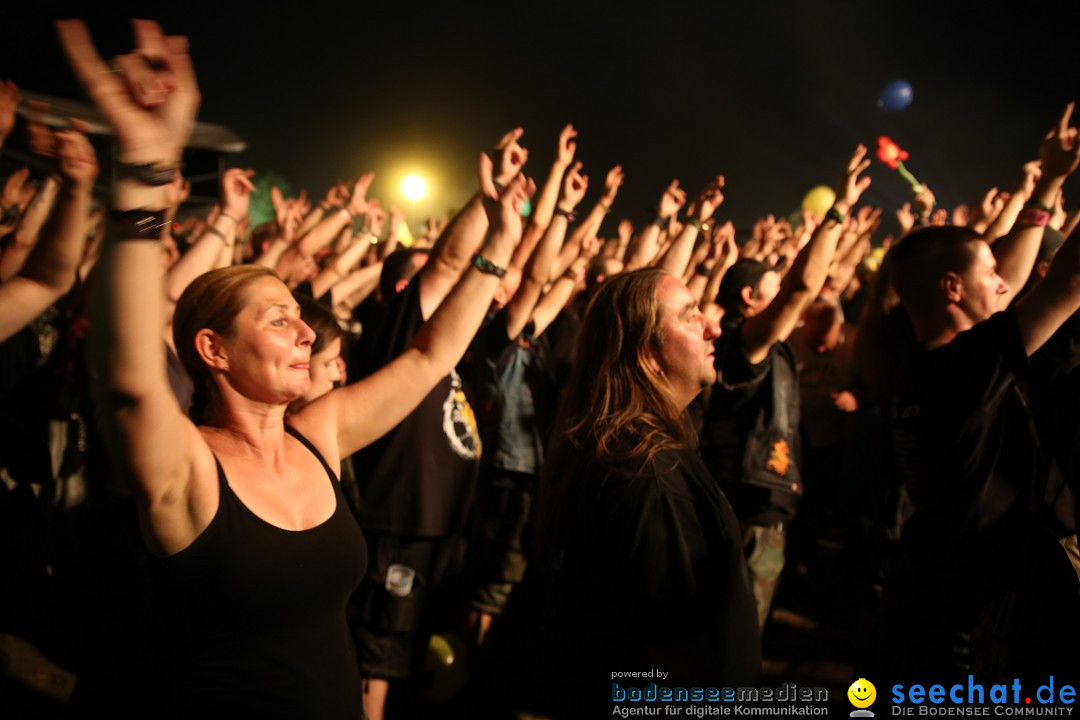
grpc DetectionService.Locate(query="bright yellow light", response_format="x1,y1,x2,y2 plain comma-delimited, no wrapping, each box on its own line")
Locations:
401,175,427,201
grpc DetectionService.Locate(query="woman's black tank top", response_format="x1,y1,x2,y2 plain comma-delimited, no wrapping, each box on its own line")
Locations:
161,424,367,718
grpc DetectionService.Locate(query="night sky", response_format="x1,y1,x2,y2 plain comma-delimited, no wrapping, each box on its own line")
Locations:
2,2,1078,237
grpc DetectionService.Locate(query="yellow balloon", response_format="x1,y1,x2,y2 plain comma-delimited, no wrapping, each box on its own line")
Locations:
425,634,455,669
424,633,469,704
802,185,836,216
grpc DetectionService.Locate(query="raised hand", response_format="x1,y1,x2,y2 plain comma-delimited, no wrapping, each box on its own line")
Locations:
346,173,375,216
220,168,255,219
601,165,624,206
1015,161,1042,200
658,179,686,219
895,202,914,235
582,233,603,260
913,185,936,219
559,161,588,211
324,182,349,208
556,124,577,167
26,101,58,157
55,121,99,188
1039,102,1080,179
366,203,387,237
952,203,971,227
694,175,725,222
271,185,287,224
55,19,199,165
494,127,529,186
835,144,872,211
854,205,882,237
977,187,1000,220
719,222,738,266
479,151,534,238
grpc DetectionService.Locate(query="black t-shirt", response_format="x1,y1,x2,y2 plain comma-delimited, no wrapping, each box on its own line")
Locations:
549,446,760,698
701,316,801,525
882,309,1080,678
891,309,1036,562
351,278,482,537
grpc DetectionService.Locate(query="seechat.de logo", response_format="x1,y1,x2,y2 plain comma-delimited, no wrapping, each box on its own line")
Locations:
849,678,878,717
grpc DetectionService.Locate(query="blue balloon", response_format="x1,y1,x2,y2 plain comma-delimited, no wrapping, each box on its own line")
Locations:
878,80,914,112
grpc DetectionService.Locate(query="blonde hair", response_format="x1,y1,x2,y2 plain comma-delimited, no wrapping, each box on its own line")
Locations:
173,265,279,423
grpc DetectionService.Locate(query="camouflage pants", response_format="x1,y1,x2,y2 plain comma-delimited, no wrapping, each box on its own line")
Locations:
743,524,786,628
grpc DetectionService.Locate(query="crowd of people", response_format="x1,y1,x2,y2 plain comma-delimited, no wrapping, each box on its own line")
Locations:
1,18,1079,720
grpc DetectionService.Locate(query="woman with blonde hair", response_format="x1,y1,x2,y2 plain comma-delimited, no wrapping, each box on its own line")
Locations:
58,18,530,717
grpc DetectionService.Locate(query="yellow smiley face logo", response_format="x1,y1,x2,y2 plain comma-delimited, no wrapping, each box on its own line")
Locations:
848,678,876,708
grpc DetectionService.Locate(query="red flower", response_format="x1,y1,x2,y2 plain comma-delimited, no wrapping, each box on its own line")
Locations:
876,136,909,170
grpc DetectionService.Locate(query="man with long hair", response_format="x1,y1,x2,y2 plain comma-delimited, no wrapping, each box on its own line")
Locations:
534,268,760,715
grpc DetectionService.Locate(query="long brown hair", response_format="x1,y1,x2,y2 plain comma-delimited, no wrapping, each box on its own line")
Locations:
534,268,690,567
173,265,278,424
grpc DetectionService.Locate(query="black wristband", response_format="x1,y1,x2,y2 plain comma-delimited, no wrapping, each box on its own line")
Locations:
108,208,169,240
471,253,506,278
554,207,577,223
695,262,711,277
825,207,846,225
1025,199,1052,214
653,215,668,228
116,162,180,187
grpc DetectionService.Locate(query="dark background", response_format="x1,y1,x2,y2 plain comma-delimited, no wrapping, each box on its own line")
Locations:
2,1,1078,235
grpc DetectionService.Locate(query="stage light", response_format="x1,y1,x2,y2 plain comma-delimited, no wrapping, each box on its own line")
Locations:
401,175,427,201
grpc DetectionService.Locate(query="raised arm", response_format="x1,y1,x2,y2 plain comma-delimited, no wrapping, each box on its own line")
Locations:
508,123,575,274
1016,222,1080,355
551,164,623,279
331,260,384,313
58,19,215,555
984,161,1040,244
165,168,253,303
658,175,724,278
742,145,871,364
301,159,534,458
532,234,602,336
692,221,737,309
311,220,380,300
418,127,528,319
277,174,373,273
626,179,684,270
0,126,95,341
505,160,587,340
994,104,1079,308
